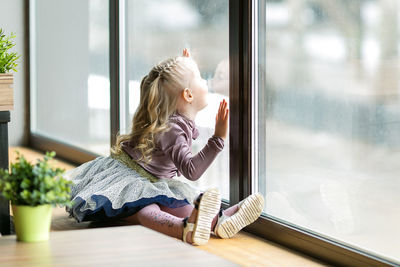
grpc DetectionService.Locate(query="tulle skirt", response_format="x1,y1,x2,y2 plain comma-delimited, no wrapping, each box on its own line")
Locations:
65,151,200,222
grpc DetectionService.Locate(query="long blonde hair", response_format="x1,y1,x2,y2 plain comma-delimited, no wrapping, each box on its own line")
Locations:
111,56,197,163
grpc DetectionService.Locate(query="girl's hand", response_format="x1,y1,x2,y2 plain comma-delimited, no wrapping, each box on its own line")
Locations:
182,48,190,57
214,99,229,140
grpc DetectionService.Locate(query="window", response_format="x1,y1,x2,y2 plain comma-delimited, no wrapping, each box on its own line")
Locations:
257,0,399,263
120,0,230,200
27,0,399,264
30,0,110,156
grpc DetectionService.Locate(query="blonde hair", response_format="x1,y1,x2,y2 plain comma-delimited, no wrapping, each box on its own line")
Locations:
111,56,197,163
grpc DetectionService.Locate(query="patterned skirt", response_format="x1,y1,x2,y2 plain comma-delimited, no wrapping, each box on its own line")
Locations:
65,151,200,222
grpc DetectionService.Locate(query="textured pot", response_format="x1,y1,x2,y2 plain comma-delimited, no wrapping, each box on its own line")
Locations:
0,73,14,111
12,204,52,242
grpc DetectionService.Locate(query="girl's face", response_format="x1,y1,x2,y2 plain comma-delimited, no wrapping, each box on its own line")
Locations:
189,66,209,111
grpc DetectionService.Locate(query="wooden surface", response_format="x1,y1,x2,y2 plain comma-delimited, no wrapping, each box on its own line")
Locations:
0,74,13,111
199,232,327,267
8,147,327,266
0,225,236,267
9,146,76,171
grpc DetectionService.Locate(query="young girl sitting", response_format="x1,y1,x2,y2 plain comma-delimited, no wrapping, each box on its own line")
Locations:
66,49,264,245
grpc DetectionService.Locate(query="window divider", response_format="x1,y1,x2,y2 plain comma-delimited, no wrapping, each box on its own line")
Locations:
110,0,120,148
229,0,253,205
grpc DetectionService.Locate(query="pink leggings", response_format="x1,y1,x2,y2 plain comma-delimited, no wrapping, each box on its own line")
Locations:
123,203,237,241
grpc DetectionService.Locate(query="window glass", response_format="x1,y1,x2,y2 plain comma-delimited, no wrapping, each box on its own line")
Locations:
30,0,110,155
258,0,399,262
121,0,230,200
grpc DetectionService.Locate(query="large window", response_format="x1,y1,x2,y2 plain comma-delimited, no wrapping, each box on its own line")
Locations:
257,0,399,263
120,0,229,200
30,0,110,156
28,0,399,265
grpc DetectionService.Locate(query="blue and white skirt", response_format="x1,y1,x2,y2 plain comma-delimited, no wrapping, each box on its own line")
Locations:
65,151,200,222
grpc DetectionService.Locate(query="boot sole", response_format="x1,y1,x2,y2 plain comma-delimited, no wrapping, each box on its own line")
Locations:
217,193,264,239
192,188,221,246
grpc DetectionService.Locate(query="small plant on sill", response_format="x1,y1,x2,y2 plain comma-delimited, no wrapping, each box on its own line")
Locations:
0,151,73,207
0,151,74,242
0,28,21,73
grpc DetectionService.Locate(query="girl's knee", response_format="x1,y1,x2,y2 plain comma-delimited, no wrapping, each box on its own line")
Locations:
137,203,160,219
140,203,160,213
159,204,193,218
122,204,160,225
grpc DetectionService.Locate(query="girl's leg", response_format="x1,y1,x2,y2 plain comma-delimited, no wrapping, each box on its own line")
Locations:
219,205,239,218
159,203,239,232
123,203,202,244
123,191,226,244
156,204,215,243
123,203,184,241
159,204,193,218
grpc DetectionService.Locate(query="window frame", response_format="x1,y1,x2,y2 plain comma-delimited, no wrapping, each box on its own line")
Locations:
25,0,398,265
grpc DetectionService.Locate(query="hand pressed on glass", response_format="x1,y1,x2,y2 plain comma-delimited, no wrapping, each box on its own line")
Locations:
214,99,229,140
182,48,190,58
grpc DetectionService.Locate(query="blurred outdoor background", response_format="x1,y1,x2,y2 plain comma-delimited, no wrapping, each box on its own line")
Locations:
260,0,399,262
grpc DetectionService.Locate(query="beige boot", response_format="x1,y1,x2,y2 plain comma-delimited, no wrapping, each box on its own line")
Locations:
182,188,221,245
214,193,264,239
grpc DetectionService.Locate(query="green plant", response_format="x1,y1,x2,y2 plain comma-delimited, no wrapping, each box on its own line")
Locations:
0,151,74,207
0,28,21,73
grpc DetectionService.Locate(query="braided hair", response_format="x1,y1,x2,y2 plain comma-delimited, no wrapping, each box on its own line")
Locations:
112,56,198,163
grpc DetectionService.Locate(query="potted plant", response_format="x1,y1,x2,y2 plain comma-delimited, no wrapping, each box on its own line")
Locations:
0,28,20,111
0,151,73,242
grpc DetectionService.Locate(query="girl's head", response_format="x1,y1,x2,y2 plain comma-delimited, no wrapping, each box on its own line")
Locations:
112,55,208,162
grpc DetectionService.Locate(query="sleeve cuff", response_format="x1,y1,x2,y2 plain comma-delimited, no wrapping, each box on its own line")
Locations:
209,135,225,152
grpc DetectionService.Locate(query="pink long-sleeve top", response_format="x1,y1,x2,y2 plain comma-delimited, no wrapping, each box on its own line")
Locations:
121,113,224,181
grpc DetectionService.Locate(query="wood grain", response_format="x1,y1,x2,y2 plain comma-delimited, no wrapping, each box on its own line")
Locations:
0,226,236,266
0,74,13,111
9,146,76,171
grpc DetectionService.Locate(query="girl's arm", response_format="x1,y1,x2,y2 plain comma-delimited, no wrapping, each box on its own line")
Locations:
162,101,229,181
161,126,224,181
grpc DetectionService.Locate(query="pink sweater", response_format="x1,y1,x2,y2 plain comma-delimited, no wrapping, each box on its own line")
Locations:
122,113,224,181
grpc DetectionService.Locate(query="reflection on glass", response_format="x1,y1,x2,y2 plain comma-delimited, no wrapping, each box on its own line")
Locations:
31,0,110,155
121,0,229,200
258,0,399,263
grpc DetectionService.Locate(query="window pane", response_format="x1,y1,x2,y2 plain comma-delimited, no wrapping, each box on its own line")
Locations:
258,0,399,263
121,0,229,200
30,0,110,155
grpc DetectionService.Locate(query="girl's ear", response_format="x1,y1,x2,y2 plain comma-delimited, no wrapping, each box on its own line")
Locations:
182,88,194,103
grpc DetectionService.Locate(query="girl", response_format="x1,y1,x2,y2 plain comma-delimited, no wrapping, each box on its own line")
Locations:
66,49,264,245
